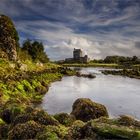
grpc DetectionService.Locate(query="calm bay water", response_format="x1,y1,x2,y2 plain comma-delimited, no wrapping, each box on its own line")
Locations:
40,67,140,119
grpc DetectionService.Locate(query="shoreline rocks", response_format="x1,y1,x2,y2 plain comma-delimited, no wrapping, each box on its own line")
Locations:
0,98,140,140
71,98,108,122
102,69,140,79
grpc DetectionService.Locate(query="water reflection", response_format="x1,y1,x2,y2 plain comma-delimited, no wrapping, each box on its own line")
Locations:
40,68,140,119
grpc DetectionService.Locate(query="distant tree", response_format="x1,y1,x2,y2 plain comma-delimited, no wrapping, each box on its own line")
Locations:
22,40,49,63
22,39,32,52
103,55,140,65
90,59,104,63
132,56,138,61
104,56,119,63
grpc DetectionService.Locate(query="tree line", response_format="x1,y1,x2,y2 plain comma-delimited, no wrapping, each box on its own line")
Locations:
91,55,140,65
18,39,49,63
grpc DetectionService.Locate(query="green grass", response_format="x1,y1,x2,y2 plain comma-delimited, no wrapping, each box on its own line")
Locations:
62,63,119,68
0,59,63,104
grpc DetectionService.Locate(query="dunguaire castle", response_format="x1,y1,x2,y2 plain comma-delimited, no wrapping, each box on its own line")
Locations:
65,48,89,63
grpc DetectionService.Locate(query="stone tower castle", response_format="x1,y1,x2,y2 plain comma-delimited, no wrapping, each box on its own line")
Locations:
65,48,89,63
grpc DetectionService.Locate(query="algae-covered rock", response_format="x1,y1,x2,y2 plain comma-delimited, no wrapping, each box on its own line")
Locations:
13,108,59,126
71,98,108,122
0,104,25,124
77,117,140,140
83,120,140,139
1,109,12,123
0,123,9,139
35,84,48,94
54,113,76,126
66,120,85,140
76,72,96,79
31,109,59,126
118,115,140,128
0,15,19,61
12,114,32,126
0,118,9,139
8,120,43,140
36,125,68,140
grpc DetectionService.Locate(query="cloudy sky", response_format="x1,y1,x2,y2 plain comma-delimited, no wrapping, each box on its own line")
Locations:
0,0,140,60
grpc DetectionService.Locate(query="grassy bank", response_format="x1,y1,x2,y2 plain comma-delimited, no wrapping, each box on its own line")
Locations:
0,59,76,105
0,59,140,139
62,63,120,68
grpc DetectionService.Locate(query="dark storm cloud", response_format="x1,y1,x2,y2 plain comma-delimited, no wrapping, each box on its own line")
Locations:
0,0,140,60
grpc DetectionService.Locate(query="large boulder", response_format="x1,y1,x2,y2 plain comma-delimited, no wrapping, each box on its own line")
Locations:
0,15,19,61
71,98,108,122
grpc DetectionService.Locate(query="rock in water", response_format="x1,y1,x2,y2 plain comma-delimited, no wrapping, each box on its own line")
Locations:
0,15,19,61
71,98,108,122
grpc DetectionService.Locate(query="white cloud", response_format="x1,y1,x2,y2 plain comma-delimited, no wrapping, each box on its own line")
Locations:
0,0,140,60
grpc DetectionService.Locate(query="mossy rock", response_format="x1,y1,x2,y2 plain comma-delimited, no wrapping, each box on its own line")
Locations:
31,109,59,126
66,120,85,140
35,84,48,94
54,113,76,126
92,121,140,139
0,123,9,139
36,125,68,140
118,115,140,128
12,113,32,126
24,106,34,113
0,118,8,139
8,120,43,140
0,109,12,123
0,104,25,123
71,98,108,122
13,108,59,126
79,119,140,140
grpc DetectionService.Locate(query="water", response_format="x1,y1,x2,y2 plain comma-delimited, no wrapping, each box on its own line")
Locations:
40,67,140,119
